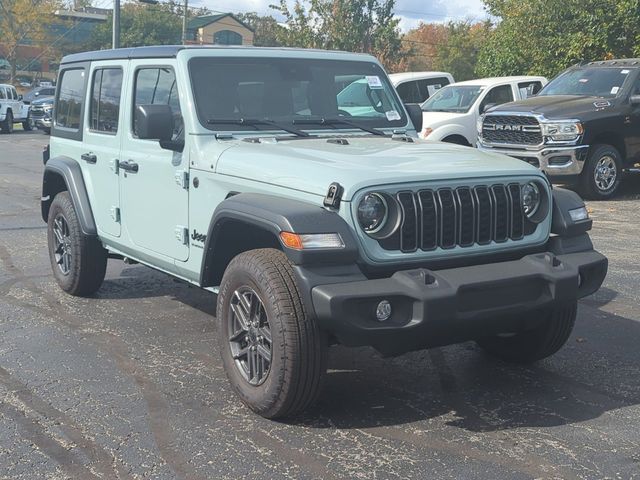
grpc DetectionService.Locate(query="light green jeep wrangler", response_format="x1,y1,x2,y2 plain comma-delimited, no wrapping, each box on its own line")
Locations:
42,46,607,418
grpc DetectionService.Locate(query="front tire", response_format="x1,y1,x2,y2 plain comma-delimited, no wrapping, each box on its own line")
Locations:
217,249,327,419
22,115,34,131
47,192,108,296
580,144,622,199
476,302,577,363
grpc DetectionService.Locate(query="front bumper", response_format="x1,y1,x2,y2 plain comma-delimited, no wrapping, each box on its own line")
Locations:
35,117,52,129
311,250,607,355
478,144,589,176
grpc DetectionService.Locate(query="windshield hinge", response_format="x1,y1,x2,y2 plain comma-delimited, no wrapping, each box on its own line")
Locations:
392,130,414,143
323,182,343,209
175,170,189,190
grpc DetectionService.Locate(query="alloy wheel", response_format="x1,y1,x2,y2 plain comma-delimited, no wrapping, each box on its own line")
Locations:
228,286,272,386
52,214,72,275
594,155,617,192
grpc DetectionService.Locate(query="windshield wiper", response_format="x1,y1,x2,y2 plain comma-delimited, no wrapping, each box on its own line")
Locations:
207,117,311,137
293,116,387,136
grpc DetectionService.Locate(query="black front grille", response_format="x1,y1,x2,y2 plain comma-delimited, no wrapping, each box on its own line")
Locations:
381,184,526,253
482,115,542,145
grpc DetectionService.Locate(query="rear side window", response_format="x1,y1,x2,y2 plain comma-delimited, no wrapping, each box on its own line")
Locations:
518,81,543,98
90,68,123,133
396,77,450,104
396,81,422,103
133,67,182,140
0,88,5,100
56,69,86,131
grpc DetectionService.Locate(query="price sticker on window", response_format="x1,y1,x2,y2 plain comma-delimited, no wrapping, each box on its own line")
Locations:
385,110,401,121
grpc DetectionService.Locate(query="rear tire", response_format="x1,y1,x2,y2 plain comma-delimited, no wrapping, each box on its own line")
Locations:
217,249,327,419
47,192,108,296
22,115,33,131
476,302,577,363
579,144,622,199
1,110,13,133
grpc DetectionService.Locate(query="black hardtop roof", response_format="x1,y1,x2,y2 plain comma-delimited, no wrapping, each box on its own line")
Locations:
585,58,640,67
60,45,369,65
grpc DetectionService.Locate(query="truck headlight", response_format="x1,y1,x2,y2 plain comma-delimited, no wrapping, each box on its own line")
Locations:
541,121,583,141
521,182,541,218
358,193,388,233
476,116,484,136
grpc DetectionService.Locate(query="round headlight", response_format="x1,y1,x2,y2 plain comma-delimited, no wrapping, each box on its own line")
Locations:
521,182,541,218
358,193,388,233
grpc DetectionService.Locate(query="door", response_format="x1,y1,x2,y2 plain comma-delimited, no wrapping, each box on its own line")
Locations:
119,64,189,261
81,63,127,237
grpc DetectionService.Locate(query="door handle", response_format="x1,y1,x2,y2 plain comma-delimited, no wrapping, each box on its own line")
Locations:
119,160,139,173
81,153,97,164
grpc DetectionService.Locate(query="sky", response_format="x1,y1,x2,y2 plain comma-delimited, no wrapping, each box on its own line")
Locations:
187,0,489,31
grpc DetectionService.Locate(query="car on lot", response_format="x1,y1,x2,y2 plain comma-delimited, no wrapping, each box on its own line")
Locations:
30,96,53,134
0,83,34,133
23,86,56,104
390,71,455,104
419,76,547,146
478,58,640,199
42,46,607,419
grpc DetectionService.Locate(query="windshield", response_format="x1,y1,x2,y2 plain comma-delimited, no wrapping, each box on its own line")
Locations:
421,85,484,113
539,67,632,97
189,57,407,132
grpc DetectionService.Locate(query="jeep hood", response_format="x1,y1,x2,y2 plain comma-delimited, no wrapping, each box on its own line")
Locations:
488,95,616,119
215,136,541,200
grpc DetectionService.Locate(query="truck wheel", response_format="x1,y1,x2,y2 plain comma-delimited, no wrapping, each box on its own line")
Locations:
22,115,34,131
1,110,13,133
47,192,108,296
217,249,327,418
580,144,622,199
476,302,577,363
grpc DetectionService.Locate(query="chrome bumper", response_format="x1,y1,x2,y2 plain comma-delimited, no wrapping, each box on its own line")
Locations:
478,144,589,176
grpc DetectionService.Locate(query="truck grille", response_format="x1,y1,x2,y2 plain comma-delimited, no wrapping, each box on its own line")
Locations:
482,115,542,146
30,106,47,118
380,184,526,253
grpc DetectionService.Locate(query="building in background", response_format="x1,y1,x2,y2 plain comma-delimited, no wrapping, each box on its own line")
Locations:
186,14,254,46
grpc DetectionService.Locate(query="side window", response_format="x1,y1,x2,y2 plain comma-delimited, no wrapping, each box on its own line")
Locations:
479,85,514,113
133,67,182,140
518,81,542,98
10,87,17,100
0,87,5,100
396,81,421,103
417,77,450,102
90,68,123,133
56,68,86,130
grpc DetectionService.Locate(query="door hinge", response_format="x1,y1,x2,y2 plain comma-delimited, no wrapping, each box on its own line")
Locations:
110,206,121,223
175,226,189,245
175,170,189,189
110,159,119,174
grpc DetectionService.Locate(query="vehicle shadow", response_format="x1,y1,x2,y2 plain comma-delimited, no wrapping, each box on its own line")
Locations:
290,304,640,432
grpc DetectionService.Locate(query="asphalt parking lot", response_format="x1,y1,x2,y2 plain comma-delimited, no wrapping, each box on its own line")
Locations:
1,130,640,480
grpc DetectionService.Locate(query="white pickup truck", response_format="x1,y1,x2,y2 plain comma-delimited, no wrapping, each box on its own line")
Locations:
0,84,33,133
419,76,547,146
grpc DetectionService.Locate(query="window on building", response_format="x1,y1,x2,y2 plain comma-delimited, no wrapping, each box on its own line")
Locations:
90,68,123,133
133,67,183,140
213,30,243,45
55,68,86,130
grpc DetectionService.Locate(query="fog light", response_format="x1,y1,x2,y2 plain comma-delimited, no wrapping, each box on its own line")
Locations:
376,300,392,321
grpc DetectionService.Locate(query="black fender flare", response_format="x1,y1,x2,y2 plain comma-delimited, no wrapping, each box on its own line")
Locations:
41,156,97,236
199,193,359,287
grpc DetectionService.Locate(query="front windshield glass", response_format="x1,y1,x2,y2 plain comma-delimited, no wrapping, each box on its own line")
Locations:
189,57,407,132
539,67,632,97
421,85,484,113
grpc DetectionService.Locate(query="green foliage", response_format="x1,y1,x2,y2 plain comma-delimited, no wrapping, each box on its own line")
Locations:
88,2,181,50
270,0,406,70
235,12,283,47
477,0,640,78
433,21,491,81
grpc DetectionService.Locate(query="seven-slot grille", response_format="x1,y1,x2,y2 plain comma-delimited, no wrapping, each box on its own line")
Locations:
482,115,542,146
382,184,526,253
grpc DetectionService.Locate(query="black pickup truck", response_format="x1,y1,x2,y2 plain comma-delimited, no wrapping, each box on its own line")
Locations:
478,59,640,199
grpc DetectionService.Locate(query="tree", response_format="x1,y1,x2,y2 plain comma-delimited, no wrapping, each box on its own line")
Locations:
236,12,283,47
87,2,181,50
434,21,491,81
402,22,448,72
477,0,640,78
270,0,407,70
0,0,62,82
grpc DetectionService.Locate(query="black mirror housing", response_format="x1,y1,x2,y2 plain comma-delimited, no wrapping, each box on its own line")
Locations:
135,104,173,141
404,103,423,132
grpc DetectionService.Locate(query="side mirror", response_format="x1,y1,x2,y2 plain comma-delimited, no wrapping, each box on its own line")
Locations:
404,103,423,132
482,102,497,114
630,95,640,106
135,104,173,141
18,94,23,100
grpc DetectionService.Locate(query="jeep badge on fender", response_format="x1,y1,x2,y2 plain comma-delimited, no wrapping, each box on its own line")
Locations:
42,45,607,419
